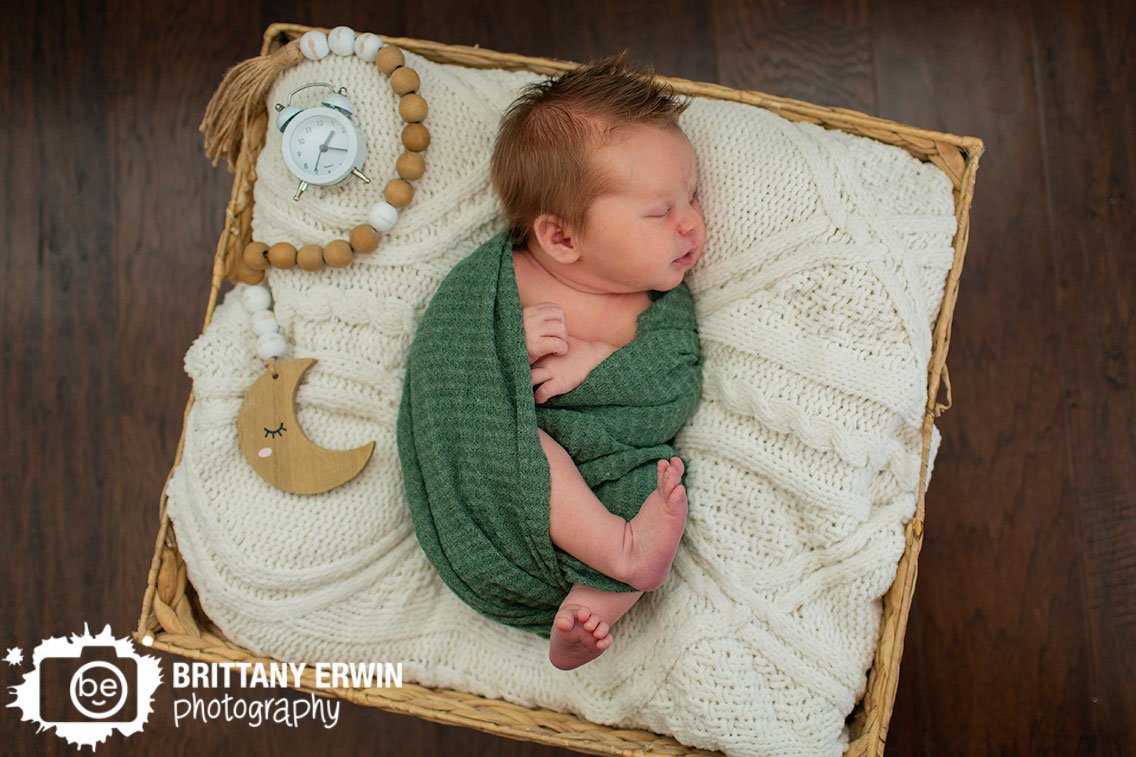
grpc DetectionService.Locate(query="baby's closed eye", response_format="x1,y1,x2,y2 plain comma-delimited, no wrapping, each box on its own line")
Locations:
649,193,699,219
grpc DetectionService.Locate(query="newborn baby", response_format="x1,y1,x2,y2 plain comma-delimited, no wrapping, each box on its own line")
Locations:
397,51,703,673
492,52,705,669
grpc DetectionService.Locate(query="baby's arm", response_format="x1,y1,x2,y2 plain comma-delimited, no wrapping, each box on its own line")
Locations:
522,302,616,403
531,336,616,404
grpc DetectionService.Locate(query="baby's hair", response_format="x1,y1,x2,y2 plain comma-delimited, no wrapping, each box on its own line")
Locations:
490,50,691,247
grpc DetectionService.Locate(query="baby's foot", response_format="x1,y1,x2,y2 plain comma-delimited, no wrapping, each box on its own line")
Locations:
619,458,688,592
549,604,613,670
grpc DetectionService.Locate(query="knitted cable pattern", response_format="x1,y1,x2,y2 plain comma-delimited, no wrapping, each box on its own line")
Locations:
166,50,955,756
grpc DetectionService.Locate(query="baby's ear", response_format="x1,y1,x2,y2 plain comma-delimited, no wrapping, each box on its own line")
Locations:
532,213,580,264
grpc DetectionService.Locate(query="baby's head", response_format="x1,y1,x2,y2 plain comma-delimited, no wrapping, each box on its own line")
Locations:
490,51,705,293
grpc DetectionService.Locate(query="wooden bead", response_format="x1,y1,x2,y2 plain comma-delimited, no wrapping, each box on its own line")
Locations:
297,243,325,271
402,123,430,151
237,264,265,285
368,201,399,232
250,310,279,336
389,66,419,95
354,32,382,62
396,151,426,181
242,284,272,312
349,224,381,253
242,241,269,271
299,30,330,61
256,332,287,361
267,242,297,269
384,179,414,208
327,26,356,56
376,45,404,75
398,93,428,123
323,239,354,268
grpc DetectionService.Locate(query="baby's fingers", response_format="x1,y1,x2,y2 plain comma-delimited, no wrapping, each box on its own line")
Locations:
532,303,567,333
528,337,566,366
530,366,553,386
534,383,562,404
532,374,566,404
539,336,568,356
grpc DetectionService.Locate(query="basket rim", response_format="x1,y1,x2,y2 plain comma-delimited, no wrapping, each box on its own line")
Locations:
262,22,984,156
137,21,984,757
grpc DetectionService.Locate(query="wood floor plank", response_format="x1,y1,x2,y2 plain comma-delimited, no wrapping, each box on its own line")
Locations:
870,0,1098,753
3,4,121,756
710,0,875,112
1028,1,1136,754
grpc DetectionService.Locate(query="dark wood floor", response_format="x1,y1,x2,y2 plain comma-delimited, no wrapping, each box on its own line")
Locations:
2,1,1132,754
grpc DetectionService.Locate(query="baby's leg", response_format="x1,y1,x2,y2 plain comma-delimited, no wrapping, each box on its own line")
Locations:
549,583,643,670
538,428,687,592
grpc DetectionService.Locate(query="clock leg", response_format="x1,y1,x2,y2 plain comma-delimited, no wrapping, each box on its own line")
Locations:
352,168,372,184
293,180,309,201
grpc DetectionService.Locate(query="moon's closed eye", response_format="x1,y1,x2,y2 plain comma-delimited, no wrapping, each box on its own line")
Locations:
238,358,374,495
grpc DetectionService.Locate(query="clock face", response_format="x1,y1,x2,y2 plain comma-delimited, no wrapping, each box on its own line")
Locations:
282,108,360,185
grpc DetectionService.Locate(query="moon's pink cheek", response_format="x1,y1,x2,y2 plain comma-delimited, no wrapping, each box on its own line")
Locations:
258,447,273,458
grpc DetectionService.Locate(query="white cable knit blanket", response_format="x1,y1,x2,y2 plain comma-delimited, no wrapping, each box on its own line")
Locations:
165,50,955,756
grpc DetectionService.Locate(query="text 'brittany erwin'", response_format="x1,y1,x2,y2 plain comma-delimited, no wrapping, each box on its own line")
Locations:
171,661,404,689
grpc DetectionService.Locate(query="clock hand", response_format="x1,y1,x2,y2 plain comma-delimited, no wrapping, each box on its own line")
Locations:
313,129,335,173
325,146,348,152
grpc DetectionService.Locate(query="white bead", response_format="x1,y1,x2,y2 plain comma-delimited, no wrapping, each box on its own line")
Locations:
367,201,399,232
299,30,330,60
328,26,356,56
250,309,279,336
256,332,287,361
242,284,272,313
353,32,383,62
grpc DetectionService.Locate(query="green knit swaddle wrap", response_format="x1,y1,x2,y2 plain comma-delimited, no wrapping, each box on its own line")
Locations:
396,230,702,637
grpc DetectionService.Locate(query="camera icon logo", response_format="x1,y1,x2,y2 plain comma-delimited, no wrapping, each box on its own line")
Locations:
7,624,162,750
39,646,137,723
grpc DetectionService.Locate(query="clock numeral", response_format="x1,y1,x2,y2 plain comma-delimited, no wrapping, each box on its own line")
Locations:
298,137,305,144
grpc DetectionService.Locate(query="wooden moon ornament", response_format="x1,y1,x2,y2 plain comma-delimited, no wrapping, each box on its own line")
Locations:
238,358,374,494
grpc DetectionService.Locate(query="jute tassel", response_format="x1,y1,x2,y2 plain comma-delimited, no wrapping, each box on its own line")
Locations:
199,41,305,171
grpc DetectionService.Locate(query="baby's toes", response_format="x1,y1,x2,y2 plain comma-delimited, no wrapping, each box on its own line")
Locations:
583,614,600,632
669,483,687,509
596,635,612,651
670,457,685,479
660,464,679,497
553,610,575,632
592,621,610,640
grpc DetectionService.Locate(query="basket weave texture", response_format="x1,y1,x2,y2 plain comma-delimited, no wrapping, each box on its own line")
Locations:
136,21,982,756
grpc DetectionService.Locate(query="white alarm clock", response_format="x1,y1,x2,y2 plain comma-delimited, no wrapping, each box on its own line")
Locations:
275,82,372,201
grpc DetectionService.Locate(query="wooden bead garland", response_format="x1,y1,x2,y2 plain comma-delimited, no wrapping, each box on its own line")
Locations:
239,224,384,282
235,27,431,285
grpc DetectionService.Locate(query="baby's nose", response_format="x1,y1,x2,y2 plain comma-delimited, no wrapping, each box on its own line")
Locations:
677,205,704,235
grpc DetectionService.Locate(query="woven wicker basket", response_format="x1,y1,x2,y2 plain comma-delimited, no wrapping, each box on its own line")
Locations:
135,22,983,756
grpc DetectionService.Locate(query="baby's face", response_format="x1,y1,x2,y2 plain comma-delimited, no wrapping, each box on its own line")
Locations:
574,124,705,294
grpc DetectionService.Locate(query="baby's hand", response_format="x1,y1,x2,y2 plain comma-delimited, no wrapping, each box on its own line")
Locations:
531,337,616,404
522,302,569,366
